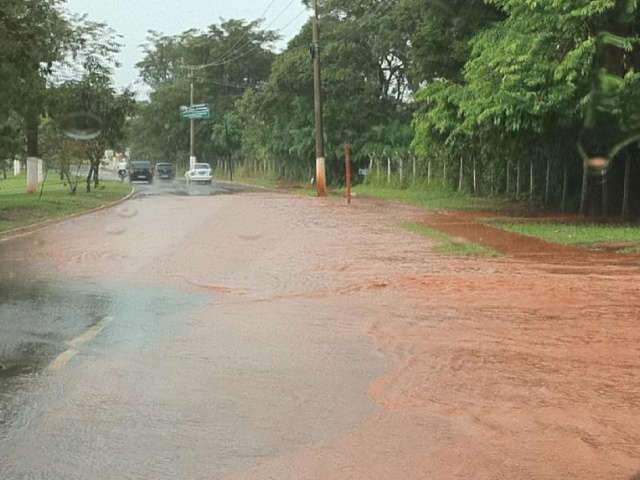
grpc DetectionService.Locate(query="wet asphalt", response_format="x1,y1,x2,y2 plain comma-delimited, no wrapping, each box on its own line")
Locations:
0,177,254,380
0,177,382,479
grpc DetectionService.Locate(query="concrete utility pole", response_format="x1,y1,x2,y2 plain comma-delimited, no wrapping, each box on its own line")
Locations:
189,69,196,171
312,0,327,196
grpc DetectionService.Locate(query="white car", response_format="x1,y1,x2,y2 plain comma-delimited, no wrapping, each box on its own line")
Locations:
185,163,213,184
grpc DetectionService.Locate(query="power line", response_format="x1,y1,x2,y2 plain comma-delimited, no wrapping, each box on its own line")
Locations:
214,0,299,65
211,0,280,66
203,8,307,68
185,0,303,71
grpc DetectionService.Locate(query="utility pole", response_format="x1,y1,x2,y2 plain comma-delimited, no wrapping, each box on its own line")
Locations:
312,0,327,196
345,144,352,205
189,69,196,171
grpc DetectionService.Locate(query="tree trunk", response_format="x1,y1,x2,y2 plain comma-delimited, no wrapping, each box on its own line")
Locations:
544,157,551,205
529,159,534,202
399,157,404,184
472,157,477,194
93,160,100,188
443,158,447,185
64,169,77,194
86,164,94,193
516,158,521,199
458,157,464,192
375,157,380,180
427,158,432,185
489,167,494,196
25,111,39,158
387,157,391,184
601,171,608,217
580,159,589,215
506,158,511,195
561,162,568,213
622,153,631,219
412,156,416,182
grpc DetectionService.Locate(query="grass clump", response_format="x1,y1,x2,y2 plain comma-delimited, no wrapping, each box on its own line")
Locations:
492,221,640,248
353,183,511,211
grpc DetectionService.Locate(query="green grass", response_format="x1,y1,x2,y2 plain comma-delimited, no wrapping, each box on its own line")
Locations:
353,183,512,211
213,172,279,189
213,172,320,196
403,222,500,257
0,174,131,234
491,221,640,249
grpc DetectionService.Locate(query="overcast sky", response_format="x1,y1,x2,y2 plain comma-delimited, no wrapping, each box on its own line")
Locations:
64,0,309,93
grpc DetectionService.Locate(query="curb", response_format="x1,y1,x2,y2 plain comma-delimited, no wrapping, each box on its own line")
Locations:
0,186,136,244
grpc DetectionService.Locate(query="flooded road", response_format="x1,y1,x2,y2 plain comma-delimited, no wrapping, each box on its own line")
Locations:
1,181,640,479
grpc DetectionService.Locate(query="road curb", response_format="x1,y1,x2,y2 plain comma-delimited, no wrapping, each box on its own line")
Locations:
0,186,136,244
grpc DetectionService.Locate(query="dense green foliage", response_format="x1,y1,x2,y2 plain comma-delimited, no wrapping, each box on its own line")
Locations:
125,1,640,217
127,21,278,172
0,0,133,190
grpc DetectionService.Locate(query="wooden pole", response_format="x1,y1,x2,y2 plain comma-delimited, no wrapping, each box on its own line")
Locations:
345,144,352,205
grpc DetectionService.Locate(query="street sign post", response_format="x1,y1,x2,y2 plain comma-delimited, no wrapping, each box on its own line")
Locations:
180,104,210,120
180,103,211,169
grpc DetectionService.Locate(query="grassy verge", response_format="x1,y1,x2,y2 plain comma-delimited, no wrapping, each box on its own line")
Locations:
490,220,640,251
0,174,131,234
354,183,513,211
213,172,318,196
403,222,500,257
213,172,280,189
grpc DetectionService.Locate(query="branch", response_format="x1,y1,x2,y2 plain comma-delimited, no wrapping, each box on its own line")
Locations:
609,132,640,160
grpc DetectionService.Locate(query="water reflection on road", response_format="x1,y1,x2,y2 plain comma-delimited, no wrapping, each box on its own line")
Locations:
0,184,384,479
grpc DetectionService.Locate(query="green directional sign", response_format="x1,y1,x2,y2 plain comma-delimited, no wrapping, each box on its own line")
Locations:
180,104,211,120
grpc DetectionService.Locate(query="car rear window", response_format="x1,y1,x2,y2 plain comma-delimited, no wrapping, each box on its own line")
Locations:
132,161,151,168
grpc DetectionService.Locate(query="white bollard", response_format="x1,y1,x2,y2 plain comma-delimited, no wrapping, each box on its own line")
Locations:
26,157,41,193
13,159,21,176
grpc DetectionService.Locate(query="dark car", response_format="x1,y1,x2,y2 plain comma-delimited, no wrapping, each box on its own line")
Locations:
154,162,175,180
128,161,153,183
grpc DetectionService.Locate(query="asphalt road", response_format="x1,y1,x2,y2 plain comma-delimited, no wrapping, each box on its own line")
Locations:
1,178,639,479
0,180,383,480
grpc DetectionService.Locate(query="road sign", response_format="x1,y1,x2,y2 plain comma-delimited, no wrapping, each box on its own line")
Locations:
180,104,210,120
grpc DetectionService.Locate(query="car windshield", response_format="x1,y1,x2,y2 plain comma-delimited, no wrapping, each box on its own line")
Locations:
3,1,640,479
131,161,151,168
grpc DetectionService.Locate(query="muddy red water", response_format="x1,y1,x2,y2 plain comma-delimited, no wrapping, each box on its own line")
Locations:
1,188,639,479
